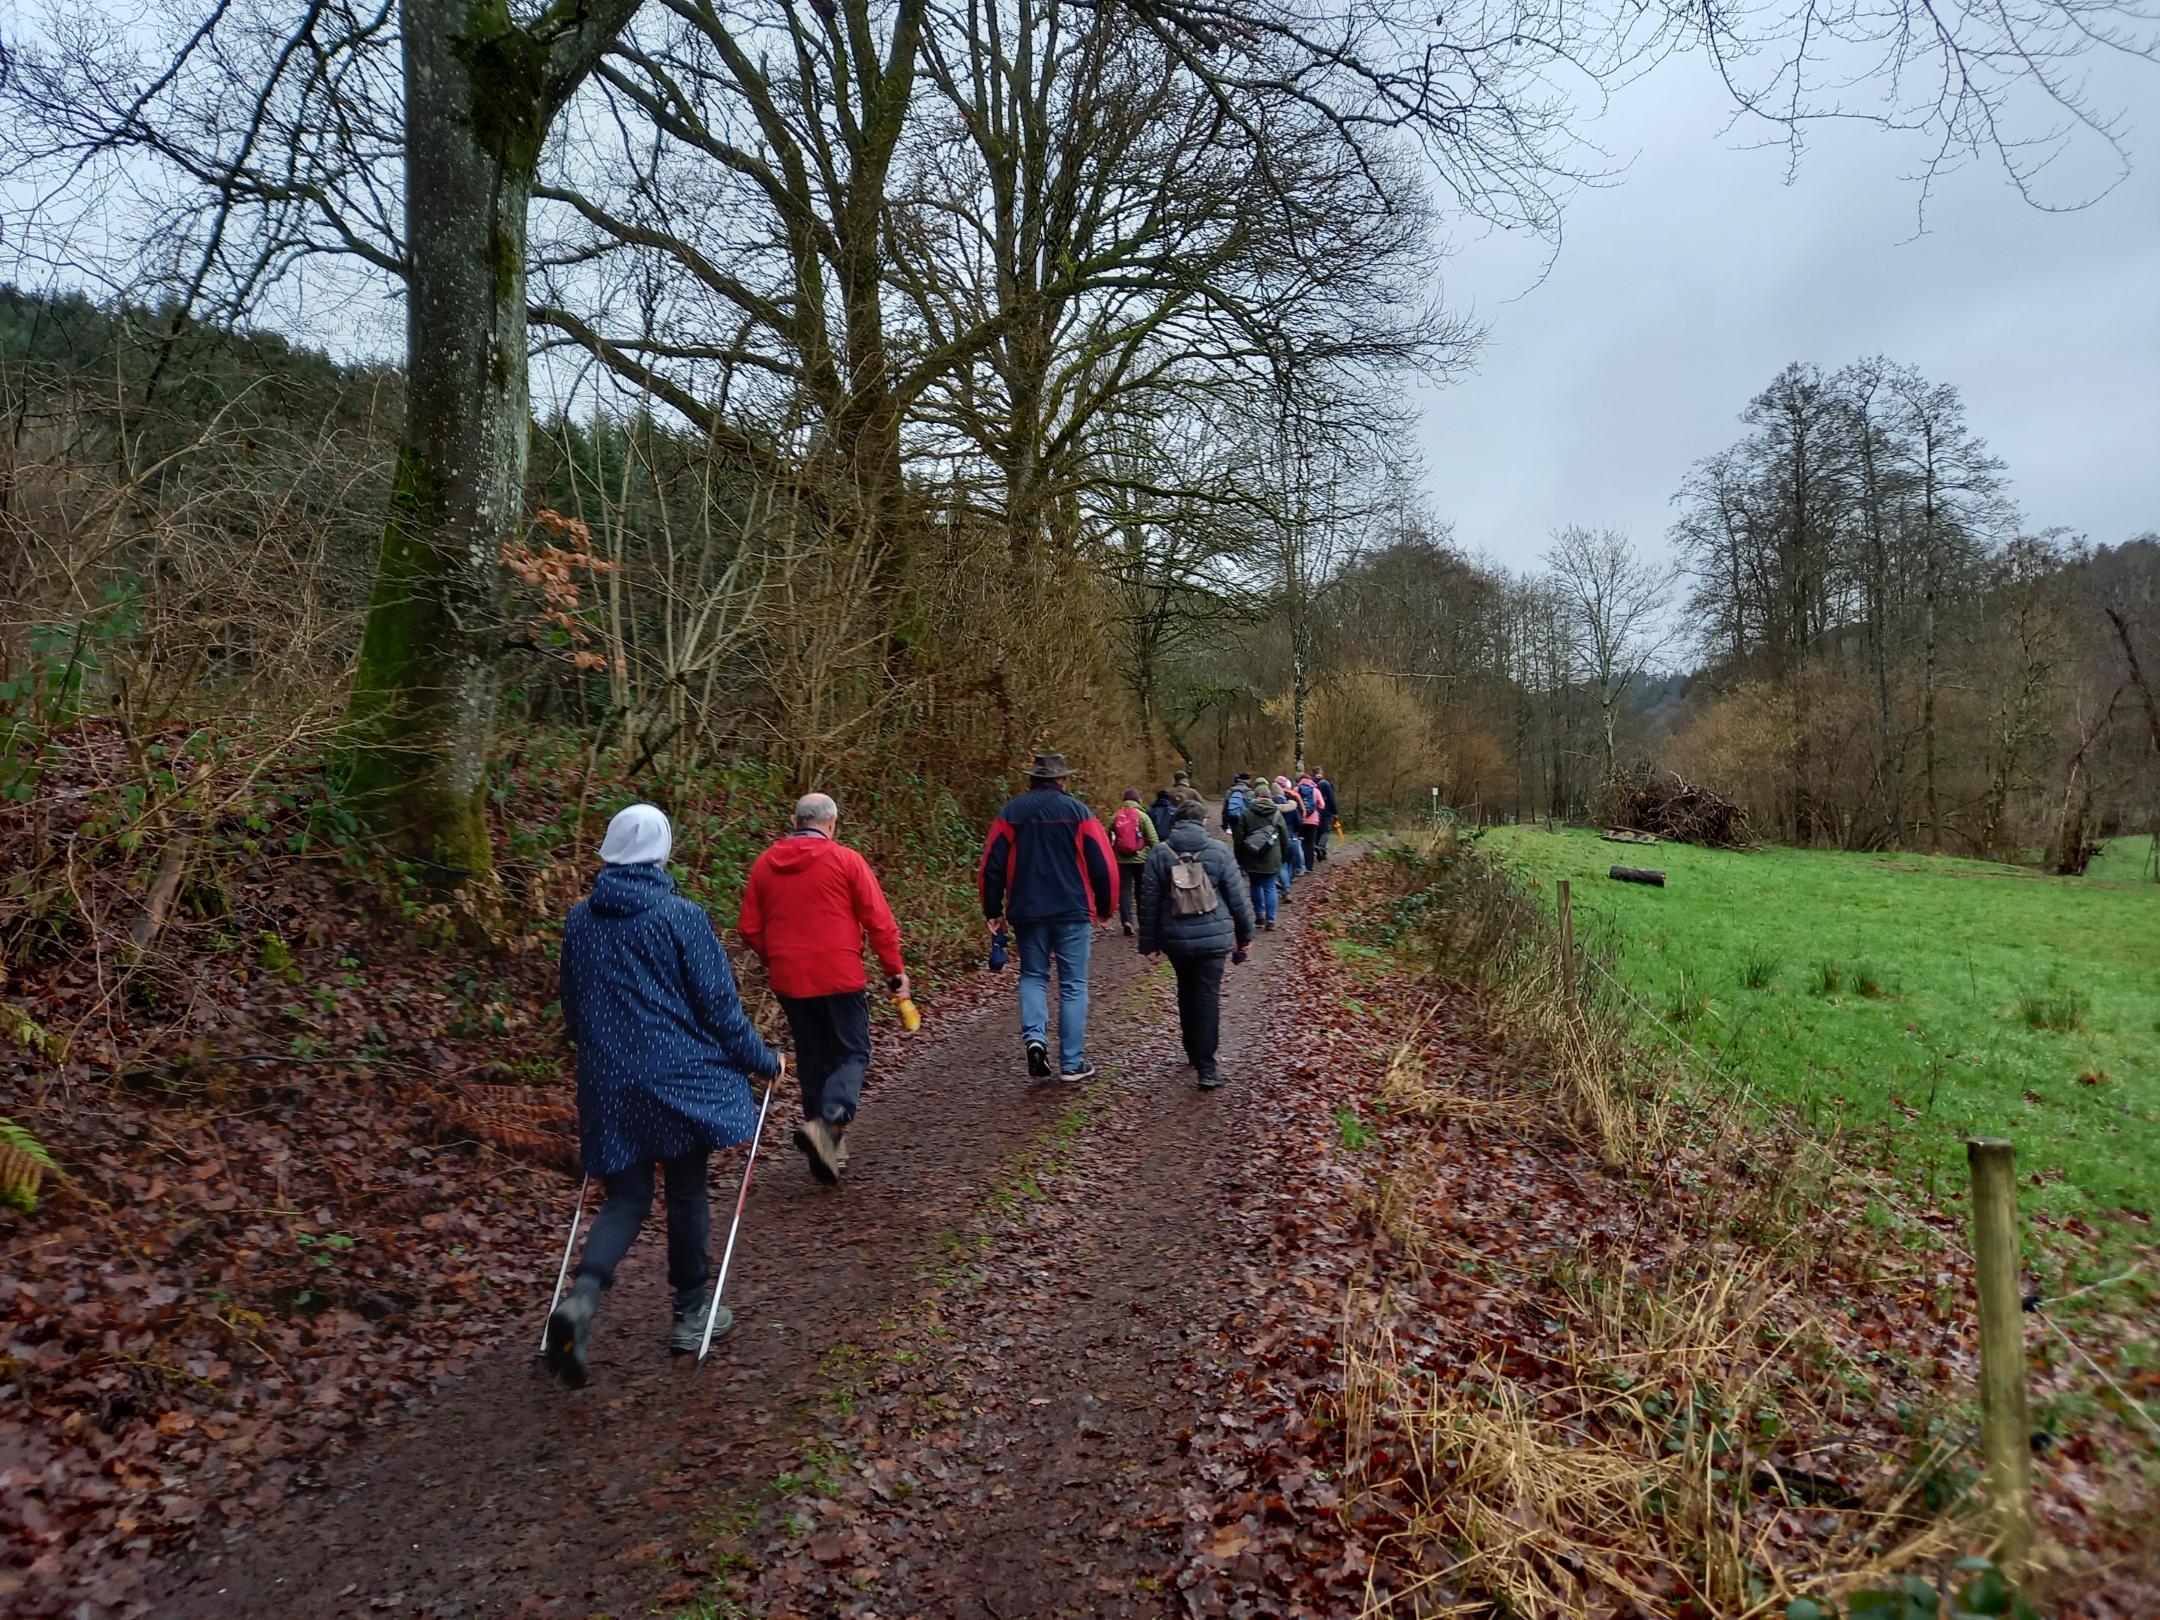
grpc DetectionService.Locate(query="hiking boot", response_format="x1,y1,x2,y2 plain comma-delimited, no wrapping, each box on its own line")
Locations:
544,1277,599,1387
1197,1064,1226,1090
792,1117,841,1185
671,1296,733,1353
1121,920,1134,937
1025,1039,1052,1079
832,1129,849,1174
1060,1060,1097,1083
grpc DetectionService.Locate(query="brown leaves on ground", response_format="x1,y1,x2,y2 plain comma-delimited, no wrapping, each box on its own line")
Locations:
721,850,2153,1619
0,727,994,1617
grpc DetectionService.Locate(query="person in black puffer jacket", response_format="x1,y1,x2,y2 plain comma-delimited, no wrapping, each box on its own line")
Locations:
1136,791,1255,1089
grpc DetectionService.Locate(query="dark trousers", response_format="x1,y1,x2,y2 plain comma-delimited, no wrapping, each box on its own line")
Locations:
576,1150,710,1308
1299,825,1319,868
780,990,872,1125
1168,951,1227,1070
1118,862,1144,928
1315,816,1332,859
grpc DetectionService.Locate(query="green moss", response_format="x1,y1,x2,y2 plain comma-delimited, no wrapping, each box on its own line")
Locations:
458,0,549,175
341,444,493,882
487,222,520,306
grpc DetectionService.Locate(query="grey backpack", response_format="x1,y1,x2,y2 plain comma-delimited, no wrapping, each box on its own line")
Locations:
1169,851,1221,917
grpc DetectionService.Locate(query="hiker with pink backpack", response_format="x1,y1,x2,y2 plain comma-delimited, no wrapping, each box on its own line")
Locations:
1108,788,1161,937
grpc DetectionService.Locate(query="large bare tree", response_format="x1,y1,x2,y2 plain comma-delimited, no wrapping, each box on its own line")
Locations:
7,0,2153,871
1542,525,1678,784
6,0,649,878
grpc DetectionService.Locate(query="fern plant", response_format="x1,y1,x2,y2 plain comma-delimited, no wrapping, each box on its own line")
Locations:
0,1116,58,1213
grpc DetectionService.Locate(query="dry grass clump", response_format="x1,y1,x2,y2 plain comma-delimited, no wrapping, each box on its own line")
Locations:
1345,1299,1679,1617
1375,1015,1532,1132
1335,837,2019,1620
1385,843,1652,1170
1342,1269,1970,1620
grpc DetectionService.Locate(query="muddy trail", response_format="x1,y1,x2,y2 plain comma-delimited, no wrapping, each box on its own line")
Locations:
152,825,1364,1619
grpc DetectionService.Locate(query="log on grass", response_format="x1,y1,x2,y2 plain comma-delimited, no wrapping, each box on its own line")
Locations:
1608,864,1667,887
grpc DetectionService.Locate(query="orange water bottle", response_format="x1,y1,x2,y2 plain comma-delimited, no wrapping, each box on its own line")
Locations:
889,976,922,1035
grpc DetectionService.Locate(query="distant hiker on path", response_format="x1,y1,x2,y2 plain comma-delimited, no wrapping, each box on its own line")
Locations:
1294,774,1324,868
1231,780,1291,930
1137,789,1254,1089
1272,776,1305,901
549,804,784,1385
1148,781,1180,848
1109,788,1161,937
738,793,907,1186
1222,771,1253,833
980,752,1118,1081
1313,769,1339,861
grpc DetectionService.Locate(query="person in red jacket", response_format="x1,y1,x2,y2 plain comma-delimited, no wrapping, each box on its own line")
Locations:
738,792,907,1184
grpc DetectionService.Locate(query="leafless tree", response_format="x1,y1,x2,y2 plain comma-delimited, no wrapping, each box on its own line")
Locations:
1542,525,1678,785
6,0,650,878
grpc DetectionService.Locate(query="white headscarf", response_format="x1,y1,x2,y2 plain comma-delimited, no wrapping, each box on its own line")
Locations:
599,803,673,867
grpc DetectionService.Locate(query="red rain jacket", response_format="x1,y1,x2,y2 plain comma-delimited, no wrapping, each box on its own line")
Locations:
738,832,905,999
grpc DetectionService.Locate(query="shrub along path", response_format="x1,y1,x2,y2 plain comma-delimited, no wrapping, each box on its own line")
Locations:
141,820,1367,1618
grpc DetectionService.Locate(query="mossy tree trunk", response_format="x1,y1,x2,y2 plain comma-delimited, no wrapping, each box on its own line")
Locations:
343,0,642,881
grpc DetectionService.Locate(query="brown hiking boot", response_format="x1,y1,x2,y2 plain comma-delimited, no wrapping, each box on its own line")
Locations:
793,1117,841,1185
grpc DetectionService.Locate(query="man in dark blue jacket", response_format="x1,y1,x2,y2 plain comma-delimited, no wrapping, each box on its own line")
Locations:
979,751,1117,1080
1313,769,1340,861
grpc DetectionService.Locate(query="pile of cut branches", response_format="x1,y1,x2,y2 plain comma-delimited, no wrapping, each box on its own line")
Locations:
1596,765,1756,850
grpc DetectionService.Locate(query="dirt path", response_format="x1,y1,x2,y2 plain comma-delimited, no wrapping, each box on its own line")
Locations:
153,817,1354,1619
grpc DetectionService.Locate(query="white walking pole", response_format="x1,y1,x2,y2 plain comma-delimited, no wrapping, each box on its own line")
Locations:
696,1058,783,1369
538,1173,590,1357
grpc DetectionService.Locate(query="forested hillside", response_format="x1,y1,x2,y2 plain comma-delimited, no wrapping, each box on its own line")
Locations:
9,290,2155,862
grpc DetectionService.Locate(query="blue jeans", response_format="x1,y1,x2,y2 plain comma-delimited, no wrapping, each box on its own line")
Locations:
1016,918,1093,1072
1250,873,1279,923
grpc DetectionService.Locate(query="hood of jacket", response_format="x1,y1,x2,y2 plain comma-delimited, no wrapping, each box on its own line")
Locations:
588,861,676,916
1166,815,1215,853
760,830,839,876
1244,797,1281,824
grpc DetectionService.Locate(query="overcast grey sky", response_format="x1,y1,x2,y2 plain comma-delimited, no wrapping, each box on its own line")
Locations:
1416,57,2160,573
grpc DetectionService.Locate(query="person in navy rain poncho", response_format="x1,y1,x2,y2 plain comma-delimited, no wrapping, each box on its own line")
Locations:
545,804,785,1387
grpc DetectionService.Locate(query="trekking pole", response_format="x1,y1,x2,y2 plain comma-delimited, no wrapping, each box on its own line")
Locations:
696,1057,782,1370
537,1174,590,1359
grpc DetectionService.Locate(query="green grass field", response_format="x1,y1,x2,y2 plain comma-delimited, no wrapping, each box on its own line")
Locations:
1482,825,2160,1227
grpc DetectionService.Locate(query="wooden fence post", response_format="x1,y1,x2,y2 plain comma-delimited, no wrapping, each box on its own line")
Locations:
1556,879,1575,992
1967,1137,2035,1578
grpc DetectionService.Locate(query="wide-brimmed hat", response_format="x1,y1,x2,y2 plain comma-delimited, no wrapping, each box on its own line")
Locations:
1025,751,1074,781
